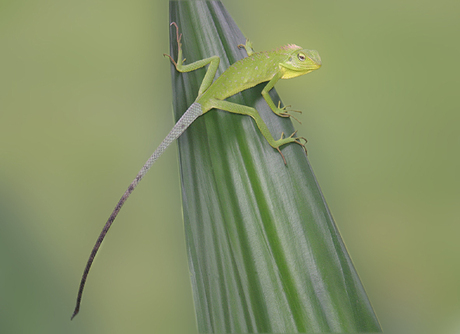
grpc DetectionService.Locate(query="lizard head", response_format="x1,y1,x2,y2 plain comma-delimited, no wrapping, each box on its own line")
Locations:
280,47,322,79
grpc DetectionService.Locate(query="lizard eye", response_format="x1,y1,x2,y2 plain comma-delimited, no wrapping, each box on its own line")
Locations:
297,53,306,61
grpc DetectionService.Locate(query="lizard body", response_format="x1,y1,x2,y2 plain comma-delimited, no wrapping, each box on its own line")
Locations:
199,44,314,102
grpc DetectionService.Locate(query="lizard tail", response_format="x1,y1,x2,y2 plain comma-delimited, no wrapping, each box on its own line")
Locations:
71,102,202,320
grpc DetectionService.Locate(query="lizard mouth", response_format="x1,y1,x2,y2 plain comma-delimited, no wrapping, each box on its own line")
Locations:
305,50,322,68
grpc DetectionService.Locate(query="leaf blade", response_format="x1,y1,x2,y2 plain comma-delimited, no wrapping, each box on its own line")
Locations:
168,1,381,332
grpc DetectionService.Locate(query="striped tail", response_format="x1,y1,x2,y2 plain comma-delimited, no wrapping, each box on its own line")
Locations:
71,102,202,319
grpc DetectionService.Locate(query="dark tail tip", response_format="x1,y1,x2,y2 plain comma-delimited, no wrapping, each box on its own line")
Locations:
70,307,79,320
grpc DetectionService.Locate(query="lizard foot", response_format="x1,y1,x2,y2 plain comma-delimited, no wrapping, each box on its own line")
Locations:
164,22,186,68
275,101,302,124
275,131,308,165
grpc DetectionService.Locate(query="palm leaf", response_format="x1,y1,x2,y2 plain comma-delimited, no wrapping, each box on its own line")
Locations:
168,1,381,332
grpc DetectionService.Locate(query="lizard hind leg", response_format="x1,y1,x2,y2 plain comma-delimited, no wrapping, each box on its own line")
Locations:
207,99,307,165
163,23,220,95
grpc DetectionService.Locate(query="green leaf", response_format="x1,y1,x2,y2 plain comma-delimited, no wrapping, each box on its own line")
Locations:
168,1,381,332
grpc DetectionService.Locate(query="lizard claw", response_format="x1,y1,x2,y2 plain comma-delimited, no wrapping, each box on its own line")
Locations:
170,22,182,44
276,147,287,165
166,22,186,68
163,53,177,66
292,135,308,155
284,105,302,114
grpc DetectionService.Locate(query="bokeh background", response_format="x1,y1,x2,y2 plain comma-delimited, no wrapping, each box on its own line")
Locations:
1,0,458,333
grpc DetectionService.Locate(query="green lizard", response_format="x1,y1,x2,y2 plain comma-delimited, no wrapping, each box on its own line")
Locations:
71,22,321,319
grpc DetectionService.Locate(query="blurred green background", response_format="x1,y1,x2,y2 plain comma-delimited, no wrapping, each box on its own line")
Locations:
1,0,458,333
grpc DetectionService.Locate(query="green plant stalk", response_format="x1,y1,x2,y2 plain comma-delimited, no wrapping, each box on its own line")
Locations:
168,1,381,332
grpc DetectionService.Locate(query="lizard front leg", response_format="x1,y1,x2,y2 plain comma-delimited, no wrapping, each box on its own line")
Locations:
237,39,256,56
261,71,302,123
